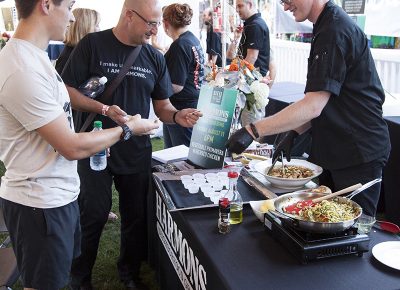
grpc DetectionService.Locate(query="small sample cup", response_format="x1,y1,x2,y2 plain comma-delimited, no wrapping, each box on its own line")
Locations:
187,183,199,194
192,173,205,179
356,214,376,234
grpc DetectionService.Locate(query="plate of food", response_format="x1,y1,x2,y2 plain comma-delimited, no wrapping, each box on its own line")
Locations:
254,159,323,189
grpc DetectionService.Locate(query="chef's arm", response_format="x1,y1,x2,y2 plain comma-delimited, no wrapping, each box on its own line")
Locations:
250,91,331,138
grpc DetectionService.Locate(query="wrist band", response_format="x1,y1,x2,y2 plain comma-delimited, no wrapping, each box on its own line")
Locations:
249,123,259,139
173,111,179,124
101,105,109,116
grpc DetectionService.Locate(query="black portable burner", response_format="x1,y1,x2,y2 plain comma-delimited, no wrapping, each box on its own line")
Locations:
264,211,370,264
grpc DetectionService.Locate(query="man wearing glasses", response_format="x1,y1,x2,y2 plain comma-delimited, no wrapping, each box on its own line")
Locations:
62,0,200,289
227,0,389,219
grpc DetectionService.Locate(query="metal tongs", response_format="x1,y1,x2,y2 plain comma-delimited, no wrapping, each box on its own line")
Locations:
267,150,285,175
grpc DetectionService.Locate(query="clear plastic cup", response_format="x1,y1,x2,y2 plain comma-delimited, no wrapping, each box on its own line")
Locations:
180,175,193,182
200,184,214,197
205,173,218,180
182,180,194,189
210,181,223,191
193,178,207,185
192,173,205,179
187,183,199,194
356,214,376,234
217,171,228,178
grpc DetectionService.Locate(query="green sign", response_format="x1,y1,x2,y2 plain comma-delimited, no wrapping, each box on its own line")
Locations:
188,85,237,169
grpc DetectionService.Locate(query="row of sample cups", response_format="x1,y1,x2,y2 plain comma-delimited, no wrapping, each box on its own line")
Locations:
180,172,230,204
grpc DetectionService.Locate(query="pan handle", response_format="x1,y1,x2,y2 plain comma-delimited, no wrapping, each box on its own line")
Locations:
312,183,362,203
270,210,300,228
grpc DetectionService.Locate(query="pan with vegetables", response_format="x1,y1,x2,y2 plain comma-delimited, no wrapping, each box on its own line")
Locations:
271,179,382,234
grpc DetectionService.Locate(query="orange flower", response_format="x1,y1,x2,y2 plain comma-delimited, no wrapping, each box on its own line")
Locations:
228,58,255,72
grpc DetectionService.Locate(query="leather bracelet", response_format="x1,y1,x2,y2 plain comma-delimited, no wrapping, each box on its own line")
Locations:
249,122,259,139
173,110,179,124
101,105,109,116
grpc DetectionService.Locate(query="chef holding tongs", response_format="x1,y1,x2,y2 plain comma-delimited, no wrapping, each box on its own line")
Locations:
226,0,390,216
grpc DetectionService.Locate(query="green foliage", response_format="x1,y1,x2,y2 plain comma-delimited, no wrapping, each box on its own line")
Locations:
151,137,165,152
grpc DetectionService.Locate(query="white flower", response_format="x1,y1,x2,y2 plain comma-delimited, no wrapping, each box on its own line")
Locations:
250,81,270,110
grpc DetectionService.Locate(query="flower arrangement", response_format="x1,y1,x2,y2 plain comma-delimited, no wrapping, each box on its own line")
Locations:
205,56,270,127
227,57,269,121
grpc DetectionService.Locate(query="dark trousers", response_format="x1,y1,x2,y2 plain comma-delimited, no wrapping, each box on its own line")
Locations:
71,159,150,286
318,159,385,216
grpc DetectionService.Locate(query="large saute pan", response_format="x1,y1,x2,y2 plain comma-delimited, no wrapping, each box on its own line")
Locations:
272,191,362,234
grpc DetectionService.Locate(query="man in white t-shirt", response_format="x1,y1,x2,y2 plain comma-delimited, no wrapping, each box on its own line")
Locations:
0,1,163,289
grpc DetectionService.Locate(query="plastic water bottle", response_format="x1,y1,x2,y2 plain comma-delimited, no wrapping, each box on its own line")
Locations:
90,121,107,171
79,76,107,99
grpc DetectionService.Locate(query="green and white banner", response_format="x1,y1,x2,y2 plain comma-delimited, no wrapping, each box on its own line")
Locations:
188,85,237,169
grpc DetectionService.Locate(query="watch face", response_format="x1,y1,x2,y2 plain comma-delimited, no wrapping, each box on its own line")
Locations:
122,124,132,141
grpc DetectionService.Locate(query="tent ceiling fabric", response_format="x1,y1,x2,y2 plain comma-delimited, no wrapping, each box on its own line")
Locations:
364,0,400,37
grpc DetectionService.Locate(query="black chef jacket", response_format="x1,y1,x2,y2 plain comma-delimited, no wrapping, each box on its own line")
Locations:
305,1,390,170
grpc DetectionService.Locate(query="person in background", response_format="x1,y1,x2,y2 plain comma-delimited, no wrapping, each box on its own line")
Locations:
0,0,159,289
55,8,100,74
227,0,390,217
227,0,270,76
150,6,171,54
55,7,118,222
203,7,222,68
162,3,205,148
263,48,276,88
61,0,201,289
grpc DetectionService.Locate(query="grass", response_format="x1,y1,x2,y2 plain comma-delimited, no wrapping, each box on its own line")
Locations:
0,137,165,290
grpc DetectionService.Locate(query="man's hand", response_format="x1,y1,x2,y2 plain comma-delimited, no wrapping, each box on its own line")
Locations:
106,105,129,125
125,114,160,136
175,109,202,127
272,130,299,162
225,127,254,154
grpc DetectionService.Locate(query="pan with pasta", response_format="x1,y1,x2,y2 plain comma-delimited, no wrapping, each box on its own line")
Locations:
273,191,362,234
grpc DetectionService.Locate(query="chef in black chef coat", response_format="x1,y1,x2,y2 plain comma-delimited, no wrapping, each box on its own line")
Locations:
226,0,390,216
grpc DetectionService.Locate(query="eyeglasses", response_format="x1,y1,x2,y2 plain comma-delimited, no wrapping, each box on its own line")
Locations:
280,0,292,5
127,9,161,29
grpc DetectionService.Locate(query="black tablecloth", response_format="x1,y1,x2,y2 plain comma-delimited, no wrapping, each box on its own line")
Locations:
383,116,400,225
153,203,400,290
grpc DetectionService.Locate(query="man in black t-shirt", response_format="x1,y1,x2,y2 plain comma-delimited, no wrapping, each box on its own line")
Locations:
227,0,270,76
62,0,201,289
227,0,390,217
203,8,222,67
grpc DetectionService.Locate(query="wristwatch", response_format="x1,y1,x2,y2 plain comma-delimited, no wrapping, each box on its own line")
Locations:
120,124,133,141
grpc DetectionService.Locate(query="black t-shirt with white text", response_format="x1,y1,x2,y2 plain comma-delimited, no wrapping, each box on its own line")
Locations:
62,29,173,174
164,31,204,109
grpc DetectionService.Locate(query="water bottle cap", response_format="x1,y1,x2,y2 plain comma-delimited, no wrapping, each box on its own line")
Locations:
99,76,108,85
228,171,239,178
93,120,102,128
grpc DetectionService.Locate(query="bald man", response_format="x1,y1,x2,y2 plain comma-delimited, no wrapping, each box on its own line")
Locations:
227,0,270,75
62,0,200,289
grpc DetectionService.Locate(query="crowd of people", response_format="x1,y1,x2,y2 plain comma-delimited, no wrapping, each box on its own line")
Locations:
0,0,390,290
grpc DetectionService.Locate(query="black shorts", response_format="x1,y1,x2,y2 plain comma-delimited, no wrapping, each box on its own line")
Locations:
1,198,81,290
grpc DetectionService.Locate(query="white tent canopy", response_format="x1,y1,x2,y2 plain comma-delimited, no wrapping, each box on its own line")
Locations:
364,0,400,37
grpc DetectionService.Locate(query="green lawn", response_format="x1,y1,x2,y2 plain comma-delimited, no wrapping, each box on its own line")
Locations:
0,137,165,290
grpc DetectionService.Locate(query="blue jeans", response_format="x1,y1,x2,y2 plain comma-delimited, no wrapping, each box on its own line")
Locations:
163,123,193,148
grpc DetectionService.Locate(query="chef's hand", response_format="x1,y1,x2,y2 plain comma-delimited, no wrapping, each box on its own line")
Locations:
226,127,254,154
272,130,299,162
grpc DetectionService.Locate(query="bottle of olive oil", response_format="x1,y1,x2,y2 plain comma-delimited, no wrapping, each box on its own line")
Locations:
224,171,243,224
